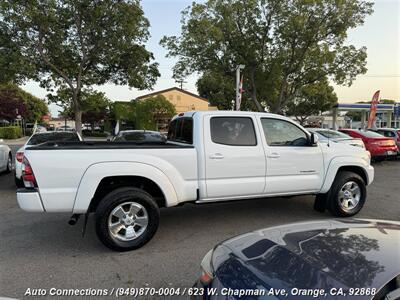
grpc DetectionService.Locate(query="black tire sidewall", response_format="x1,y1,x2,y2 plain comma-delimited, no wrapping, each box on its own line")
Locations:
95,187,160,251
15,177,24,188
6,153,12,173
328,172,366,217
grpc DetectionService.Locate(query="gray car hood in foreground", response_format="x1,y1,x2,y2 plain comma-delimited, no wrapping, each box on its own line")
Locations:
212,219,400,296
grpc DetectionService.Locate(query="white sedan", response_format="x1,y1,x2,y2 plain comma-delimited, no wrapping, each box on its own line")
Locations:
15,131,82,187
307,128,365,148
0,139,12,173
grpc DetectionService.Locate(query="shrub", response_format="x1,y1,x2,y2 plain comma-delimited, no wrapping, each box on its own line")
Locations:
0,126,22,139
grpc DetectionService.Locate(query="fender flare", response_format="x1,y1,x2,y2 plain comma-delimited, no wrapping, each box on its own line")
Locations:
72,161,178,213
320,156,370,194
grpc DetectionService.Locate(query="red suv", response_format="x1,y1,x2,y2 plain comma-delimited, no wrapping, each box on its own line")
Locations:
339,129,398,160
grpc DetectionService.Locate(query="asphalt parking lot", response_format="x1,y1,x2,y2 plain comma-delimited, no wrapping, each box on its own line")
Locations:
0,144,399,299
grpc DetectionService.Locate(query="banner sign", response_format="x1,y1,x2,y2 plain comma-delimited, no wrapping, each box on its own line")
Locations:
367,90,380,129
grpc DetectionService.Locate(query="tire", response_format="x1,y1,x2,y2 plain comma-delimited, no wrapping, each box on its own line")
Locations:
327,171,366,217
95,187,160,251
6,153,12,173
15,176,24,188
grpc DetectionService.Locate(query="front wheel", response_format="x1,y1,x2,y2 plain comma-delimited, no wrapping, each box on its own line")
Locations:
327,171,366,217
95,187,160,251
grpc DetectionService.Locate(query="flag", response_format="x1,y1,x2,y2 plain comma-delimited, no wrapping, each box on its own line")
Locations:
236,75,244,111
367,90,380,129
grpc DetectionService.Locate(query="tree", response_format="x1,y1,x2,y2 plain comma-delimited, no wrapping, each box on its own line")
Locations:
54,88,111,131
134,95,176,130
0,86,26,121
196,71,236,110
0,0,160,133
113,95,176,131
161,0,373,113
0,83,48,122
286,80,338,125
196,71,260,111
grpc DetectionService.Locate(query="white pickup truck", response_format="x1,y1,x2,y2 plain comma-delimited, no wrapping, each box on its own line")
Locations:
17,111,374,251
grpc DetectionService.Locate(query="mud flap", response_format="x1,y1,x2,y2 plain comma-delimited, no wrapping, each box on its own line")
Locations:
314,194,327,213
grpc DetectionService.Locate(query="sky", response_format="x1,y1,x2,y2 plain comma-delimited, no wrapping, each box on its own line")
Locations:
21,0,400,116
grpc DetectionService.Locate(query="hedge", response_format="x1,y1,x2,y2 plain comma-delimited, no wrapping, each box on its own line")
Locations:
0,126,22,139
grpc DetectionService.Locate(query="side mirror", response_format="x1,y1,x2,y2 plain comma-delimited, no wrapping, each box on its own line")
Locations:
310,133,319,146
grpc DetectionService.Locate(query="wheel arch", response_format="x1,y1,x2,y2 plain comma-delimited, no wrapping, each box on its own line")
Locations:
320,157,370,194
72,162,179,213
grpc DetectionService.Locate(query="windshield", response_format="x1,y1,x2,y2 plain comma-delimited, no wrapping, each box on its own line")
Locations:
27,132,80,145
359,130,385,138
316,130,351,139
114,131,166,142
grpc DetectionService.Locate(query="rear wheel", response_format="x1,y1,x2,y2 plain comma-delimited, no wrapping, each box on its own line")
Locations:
6,153,12,173
95,187,160,251
327,171,366,217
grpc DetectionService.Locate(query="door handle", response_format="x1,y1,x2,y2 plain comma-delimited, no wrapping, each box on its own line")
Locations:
267,152,280,158
209,153,224,160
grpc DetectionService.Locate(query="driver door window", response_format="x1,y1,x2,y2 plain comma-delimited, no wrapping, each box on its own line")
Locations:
260,118,323,194
262,118,309,147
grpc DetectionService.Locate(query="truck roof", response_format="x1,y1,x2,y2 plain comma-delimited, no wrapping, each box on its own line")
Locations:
173,110,291,120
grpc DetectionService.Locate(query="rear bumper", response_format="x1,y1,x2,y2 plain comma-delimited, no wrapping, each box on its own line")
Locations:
17,189,45,212
369,147,398,157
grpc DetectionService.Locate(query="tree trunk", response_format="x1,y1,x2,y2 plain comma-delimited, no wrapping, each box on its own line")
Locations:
274,79,287,114
75,109,82,135
72,91,82,134
249,68,263,112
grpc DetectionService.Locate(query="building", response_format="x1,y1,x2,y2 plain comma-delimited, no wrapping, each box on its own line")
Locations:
136,87,218,113
332,103,400,129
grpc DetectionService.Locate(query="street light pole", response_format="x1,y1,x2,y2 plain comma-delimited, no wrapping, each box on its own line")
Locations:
235,65,245,111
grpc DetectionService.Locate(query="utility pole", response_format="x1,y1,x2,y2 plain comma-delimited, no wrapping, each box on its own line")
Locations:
176,79,187,90
235,65,245,111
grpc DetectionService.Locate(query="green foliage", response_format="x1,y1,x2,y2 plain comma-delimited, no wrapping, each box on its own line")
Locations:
113,102,136,122
161,0,373,113
0,0,160,132
53,88,111,126
134,95,176,130
0,83,48,122
0,126,22,139
113,95,176,130
345,111,362,122
286,80,338,125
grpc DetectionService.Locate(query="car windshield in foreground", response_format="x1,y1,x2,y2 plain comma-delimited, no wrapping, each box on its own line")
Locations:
114,131,166,142
27,132,80,145
316,130,351,139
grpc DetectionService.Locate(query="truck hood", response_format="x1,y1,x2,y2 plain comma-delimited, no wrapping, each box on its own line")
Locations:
319,139,368,157
212,219,400,292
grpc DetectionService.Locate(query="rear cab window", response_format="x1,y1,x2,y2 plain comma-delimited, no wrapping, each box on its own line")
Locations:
210,117,257,146
167,117,193,144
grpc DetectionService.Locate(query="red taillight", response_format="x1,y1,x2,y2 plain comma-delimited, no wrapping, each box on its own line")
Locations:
22,158,37,188
16,151,24,163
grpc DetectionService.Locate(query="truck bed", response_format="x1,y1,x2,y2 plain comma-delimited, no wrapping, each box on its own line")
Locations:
23,141,198,212
26,141,194,150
